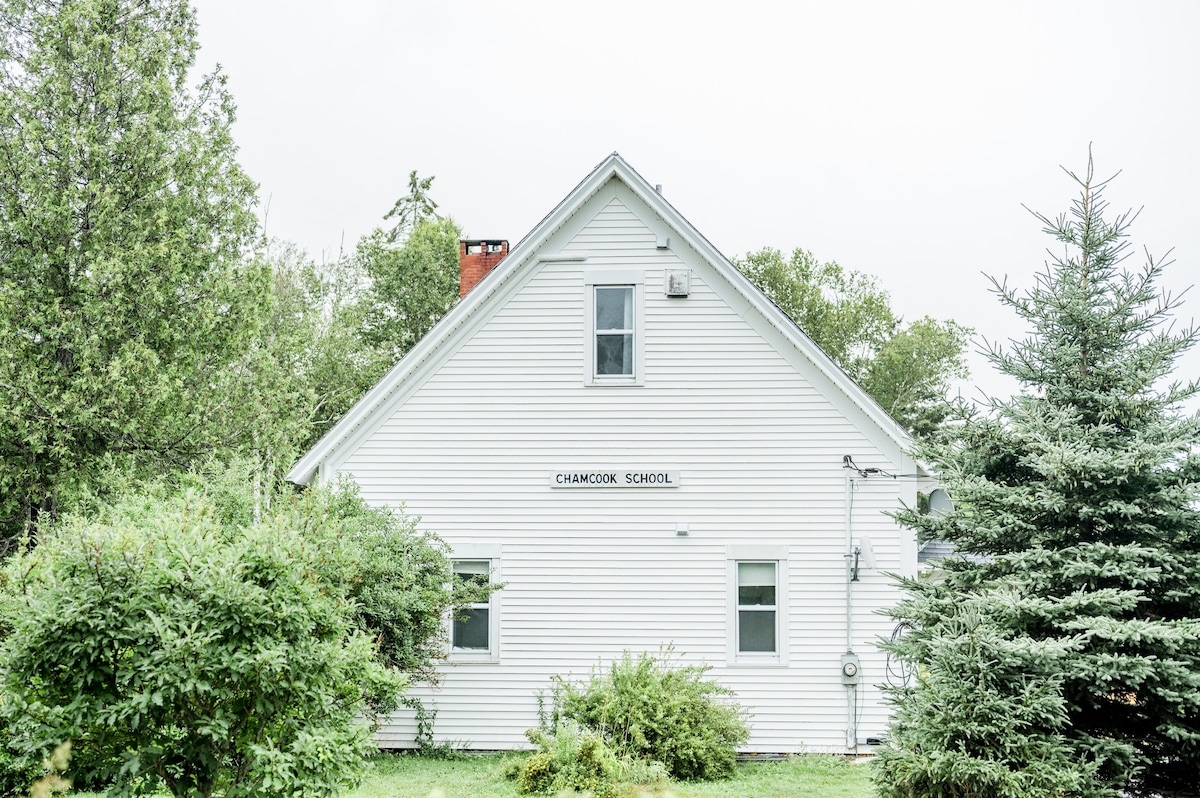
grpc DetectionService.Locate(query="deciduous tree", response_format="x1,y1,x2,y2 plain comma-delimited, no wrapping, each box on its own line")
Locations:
735,248,969,435
237,241,389,483
358,216,463,363
0,0,262,547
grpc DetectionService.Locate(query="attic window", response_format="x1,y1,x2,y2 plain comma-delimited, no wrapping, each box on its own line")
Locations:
595,286,634,377
583,270,645,386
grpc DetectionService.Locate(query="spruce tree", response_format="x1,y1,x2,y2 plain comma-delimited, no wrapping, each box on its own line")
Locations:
876,156,1200,798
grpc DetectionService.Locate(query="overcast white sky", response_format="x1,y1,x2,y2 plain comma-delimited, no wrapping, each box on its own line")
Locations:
191,1,1200,409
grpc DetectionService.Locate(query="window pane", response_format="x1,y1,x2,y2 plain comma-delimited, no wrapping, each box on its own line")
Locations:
453,608,489,649
454,560,489,589
739,610,776,652
455,560,489,575
738,562,775,585
738,562,775,608
596,333,633,375
595,287,633,330
738,584,776,605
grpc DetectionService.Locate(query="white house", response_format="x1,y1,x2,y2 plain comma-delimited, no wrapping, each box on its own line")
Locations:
287,153,919,754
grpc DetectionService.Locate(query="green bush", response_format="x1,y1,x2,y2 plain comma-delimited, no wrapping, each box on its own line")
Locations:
549,648,750,781
322,482,497,682
0,489,407,798
505,721,665,798
175,463,498,683
0,726,41,798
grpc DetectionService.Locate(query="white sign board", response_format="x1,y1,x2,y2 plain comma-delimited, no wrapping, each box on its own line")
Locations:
550,470,681,488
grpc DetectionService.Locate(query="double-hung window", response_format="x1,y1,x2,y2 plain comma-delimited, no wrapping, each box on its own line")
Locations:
453,561,490,650
736,562,777,653
727,547,787,665
584,271,644,386
450,555,498,661
594,286,634,377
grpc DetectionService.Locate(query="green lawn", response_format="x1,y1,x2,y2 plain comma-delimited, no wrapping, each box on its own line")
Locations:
349,752,877,798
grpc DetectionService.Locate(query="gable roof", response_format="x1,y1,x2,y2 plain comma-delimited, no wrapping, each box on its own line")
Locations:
287,152,912,485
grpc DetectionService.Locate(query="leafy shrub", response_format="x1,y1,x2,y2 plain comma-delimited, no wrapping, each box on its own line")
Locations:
175,463,498,683
321,482,497,682
505,721,662,798
0,489,407,798
549,648,750,781
0,726,41,798
508,750,557,795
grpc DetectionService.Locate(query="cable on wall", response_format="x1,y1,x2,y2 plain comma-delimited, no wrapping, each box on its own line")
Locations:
884,620,916,689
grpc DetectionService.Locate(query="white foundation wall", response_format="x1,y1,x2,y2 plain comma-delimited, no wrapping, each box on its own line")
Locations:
335,179,915,753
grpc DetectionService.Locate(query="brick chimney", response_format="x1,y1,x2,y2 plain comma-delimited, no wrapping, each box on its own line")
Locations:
459,239,508,297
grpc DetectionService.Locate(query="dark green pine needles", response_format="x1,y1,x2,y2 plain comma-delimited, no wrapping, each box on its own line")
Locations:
875,155,1200,798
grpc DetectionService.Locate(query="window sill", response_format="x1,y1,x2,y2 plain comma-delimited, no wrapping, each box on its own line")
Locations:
448,651,500,664
728,657,787,668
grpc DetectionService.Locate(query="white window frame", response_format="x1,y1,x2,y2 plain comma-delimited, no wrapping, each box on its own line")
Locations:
583,269,645,386
727,545,788,666
449,545,501,663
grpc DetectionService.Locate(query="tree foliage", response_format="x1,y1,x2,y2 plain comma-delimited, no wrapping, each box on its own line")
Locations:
0,0,262,546
173,462,497,683
877,157,1200,797
0,5,464,538
357,217,463,363
383,170,439,245
735,247,970,435
875,590,1099,798
0,487,406,798
0,469,488,797
237,241,390,476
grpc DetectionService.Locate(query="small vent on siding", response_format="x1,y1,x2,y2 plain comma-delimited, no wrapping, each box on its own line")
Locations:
664,268,690,297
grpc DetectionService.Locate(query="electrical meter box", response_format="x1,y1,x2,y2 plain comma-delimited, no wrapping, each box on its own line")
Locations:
840,652,861,686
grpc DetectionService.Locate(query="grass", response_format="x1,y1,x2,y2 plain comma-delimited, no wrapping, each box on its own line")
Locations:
348,752,877,798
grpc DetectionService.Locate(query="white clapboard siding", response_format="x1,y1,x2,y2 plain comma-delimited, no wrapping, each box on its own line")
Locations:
325,165,915,754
